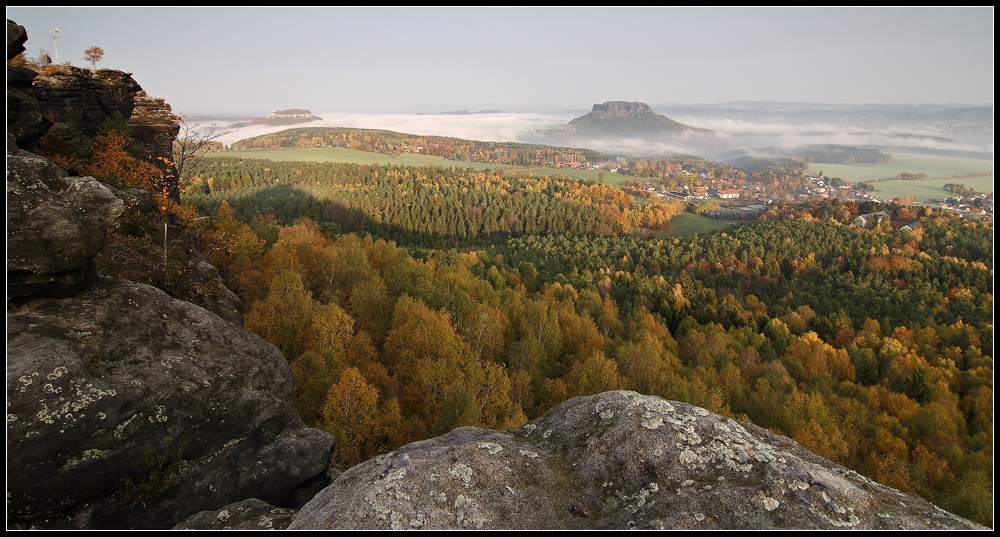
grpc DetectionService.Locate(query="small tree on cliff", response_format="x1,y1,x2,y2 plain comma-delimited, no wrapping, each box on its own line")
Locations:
84,46,104,69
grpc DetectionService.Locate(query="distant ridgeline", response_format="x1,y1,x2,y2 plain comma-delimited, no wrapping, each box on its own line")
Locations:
789,145,891,164
567,101,713,139
229,126,612,165
249,109,323,126
722,156,809,176
720,145,891,165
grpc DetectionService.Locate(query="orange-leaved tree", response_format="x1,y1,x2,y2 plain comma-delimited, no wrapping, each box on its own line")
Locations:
84,46,104,69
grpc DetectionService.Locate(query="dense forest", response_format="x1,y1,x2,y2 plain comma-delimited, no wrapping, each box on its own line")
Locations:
720,145,892,166
64,121,993,526
181,157,683,244
791,145,892,164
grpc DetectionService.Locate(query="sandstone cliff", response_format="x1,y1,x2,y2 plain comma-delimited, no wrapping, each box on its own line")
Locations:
7,19,180,200
6,20,334,529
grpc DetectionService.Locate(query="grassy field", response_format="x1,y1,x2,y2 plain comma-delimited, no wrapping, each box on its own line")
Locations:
202,147,506,170
864,176,994,202
807,153,992,182
655,211,731,238
806,152,993,202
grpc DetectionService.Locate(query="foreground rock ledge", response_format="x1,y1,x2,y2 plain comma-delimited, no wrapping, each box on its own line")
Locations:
290,391,983,530
6,277,333,529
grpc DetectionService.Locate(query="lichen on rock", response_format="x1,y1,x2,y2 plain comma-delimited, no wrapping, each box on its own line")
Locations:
289,391,985,530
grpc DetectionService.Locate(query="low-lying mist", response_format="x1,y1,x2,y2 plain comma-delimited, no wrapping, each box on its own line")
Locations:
200,107,993,161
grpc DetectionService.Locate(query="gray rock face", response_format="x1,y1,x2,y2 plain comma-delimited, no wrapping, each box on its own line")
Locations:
7,18,27,59
6,277,334,529
29,66,140,139
6,144,124,301
290,391,983,530
172,498,298,530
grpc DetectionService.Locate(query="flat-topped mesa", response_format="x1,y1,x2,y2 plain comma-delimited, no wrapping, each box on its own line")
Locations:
591,101,657,115
568,100,712,139
250,109,322,126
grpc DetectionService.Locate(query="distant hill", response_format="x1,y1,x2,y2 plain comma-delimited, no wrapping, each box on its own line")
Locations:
718,144,891,165
567,101,712,139
248,109,322,126
724,155,808,175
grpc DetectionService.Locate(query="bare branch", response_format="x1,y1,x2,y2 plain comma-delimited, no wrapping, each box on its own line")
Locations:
173,114,238,178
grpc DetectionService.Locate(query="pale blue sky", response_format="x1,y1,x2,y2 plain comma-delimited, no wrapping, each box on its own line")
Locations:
6,7,994,115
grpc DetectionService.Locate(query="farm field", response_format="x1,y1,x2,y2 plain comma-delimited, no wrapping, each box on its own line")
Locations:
808,152,991,189
865,175,994,202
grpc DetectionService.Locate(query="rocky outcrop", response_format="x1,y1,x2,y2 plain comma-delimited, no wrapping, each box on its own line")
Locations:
289,391,984,530
567,100,712,140
6,19,334,530
6,20,180,198
6,276,334,529
172,498,298,530
7,18,27,57
28,66,141,140
130,90,182,194
7,20,49,145
6,139,124,301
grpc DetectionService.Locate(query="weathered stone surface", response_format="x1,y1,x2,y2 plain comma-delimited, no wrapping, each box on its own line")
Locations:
128,90,180,199
7,18,27,59
6,145,124,301
30,66,139,138
290,391,984,530
172,498,297,530
6,277,334,529
7,72,49,145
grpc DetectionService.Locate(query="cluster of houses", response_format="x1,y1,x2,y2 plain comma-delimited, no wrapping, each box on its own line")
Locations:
547,158,626,172
920,191,994,222
803,175,853,198
651,185,743,201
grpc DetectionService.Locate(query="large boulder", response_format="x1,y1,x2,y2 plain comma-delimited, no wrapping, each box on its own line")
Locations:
6,142,124,301
6,277,334,529
290,391,984,530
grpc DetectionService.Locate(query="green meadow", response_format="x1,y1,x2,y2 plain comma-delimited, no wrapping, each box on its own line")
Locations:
807,152,993,201
655,211,731,238
864,176,994,202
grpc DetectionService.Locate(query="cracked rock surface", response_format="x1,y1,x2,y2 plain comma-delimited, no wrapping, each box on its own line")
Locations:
290,390,984,530
6,278,333,529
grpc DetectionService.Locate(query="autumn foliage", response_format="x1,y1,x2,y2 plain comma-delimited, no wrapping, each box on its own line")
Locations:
189,185,991,526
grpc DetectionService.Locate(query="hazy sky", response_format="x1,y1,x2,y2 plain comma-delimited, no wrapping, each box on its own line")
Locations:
7,6,994,115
